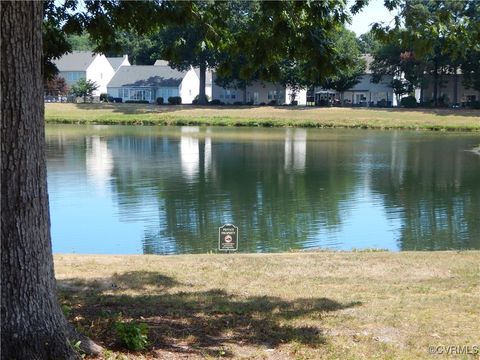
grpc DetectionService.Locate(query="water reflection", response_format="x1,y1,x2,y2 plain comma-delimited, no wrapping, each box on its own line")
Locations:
45,125,480,254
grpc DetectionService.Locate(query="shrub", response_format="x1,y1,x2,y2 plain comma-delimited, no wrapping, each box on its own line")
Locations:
209,99,224,105
377,99,388,107
192,94,209,104
115,321,149,351
100,93,109,102
125,100,149,104
268,100,277,106
259,102,266,106
290,100,298,106
400,95,418,108
112,97,122,103
168,96,182,105
469,100,480,109
233,101,244,105
156,97,164,105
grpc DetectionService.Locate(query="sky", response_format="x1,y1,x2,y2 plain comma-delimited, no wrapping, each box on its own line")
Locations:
347,0,398,36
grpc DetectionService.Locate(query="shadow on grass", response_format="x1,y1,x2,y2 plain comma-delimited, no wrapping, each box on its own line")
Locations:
58,271,361,357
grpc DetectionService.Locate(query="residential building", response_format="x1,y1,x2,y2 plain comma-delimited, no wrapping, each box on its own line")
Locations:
106,63,200,103
106,55,130,72
313,55,395,106
212,73,290,105
54,51,116,96
419,73,480,106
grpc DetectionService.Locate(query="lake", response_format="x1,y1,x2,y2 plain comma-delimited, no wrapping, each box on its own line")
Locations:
46,125,480,254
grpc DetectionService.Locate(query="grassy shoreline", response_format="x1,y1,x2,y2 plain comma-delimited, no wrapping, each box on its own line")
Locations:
46,103,480,132
55,251,480,359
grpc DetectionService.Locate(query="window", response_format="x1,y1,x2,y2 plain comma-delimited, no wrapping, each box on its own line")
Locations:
268,90,278,100
65,71,85,82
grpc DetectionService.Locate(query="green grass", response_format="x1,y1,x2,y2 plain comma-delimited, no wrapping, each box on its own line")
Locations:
46,103,480,131
55,251,480,359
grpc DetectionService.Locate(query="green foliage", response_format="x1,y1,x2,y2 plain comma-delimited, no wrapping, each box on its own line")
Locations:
125,100,149,104
67,32,94,51
168,96,182,105
321,28,366,99
357,31,380,54
400,95,418,108
156,97,164,105
70,78,98,102
114,321,149,351
100,93,109,102
192,94,210,105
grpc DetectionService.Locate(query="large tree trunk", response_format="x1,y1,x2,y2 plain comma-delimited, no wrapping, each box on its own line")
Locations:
1,3,100,359
198,62,207,105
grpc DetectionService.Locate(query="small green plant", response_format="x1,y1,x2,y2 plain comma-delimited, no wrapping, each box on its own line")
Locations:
61,304,72,317
69,340,85,358
114,321,149,351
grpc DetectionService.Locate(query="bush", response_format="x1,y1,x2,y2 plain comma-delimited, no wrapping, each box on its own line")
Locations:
259,102,266,106
192,94,209,104
377,99,388,107
209,99,224,105
112,97,122,103
469,100,480,109
268,100,277,106
99,93,109,102
156,97,164,105
400,95,418,108
125,100,149,104
233,101,244,105
168,96,182,105
115,321,149,351
290,100,298,106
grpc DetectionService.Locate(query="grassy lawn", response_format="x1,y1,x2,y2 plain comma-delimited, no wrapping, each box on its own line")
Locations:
46,103,480,131
55,251,480,359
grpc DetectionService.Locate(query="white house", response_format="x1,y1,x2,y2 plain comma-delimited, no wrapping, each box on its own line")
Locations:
54,51,116,96
106,63,200,103
107,55,130,72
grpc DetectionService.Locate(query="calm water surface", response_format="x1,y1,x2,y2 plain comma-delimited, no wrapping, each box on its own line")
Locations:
46,125,480,254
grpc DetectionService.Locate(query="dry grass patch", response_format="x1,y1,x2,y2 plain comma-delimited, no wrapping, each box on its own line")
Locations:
55,251,480,359
45,103,480,131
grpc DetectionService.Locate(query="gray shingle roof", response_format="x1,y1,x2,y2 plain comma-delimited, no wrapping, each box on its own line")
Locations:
107,57,126,71
54,51,96,71
107,66,188,88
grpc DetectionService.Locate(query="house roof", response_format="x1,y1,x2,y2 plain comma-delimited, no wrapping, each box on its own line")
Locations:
54,51,97,71
107,65,188,88
107,56,127,71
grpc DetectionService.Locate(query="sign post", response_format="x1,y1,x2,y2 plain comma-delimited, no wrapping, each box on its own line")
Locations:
218,224,238,252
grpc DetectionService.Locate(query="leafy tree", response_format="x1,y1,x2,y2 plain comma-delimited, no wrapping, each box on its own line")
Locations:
44,75,69,97
67,31,94,51
357,31,380,54
372,0,479,105
321,28,366,104
2,1,172,357
70,78,99,103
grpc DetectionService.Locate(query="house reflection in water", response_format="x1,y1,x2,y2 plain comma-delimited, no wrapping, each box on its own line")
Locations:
85,136,113,194
284,128,307,172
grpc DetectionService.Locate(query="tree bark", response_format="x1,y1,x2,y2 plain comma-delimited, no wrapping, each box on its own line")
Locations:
198,62,207,105
1,3,101,359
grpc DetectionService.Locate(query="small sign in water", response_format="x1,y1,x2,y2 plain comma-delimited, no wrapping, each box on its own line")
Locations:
218,224,238,251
